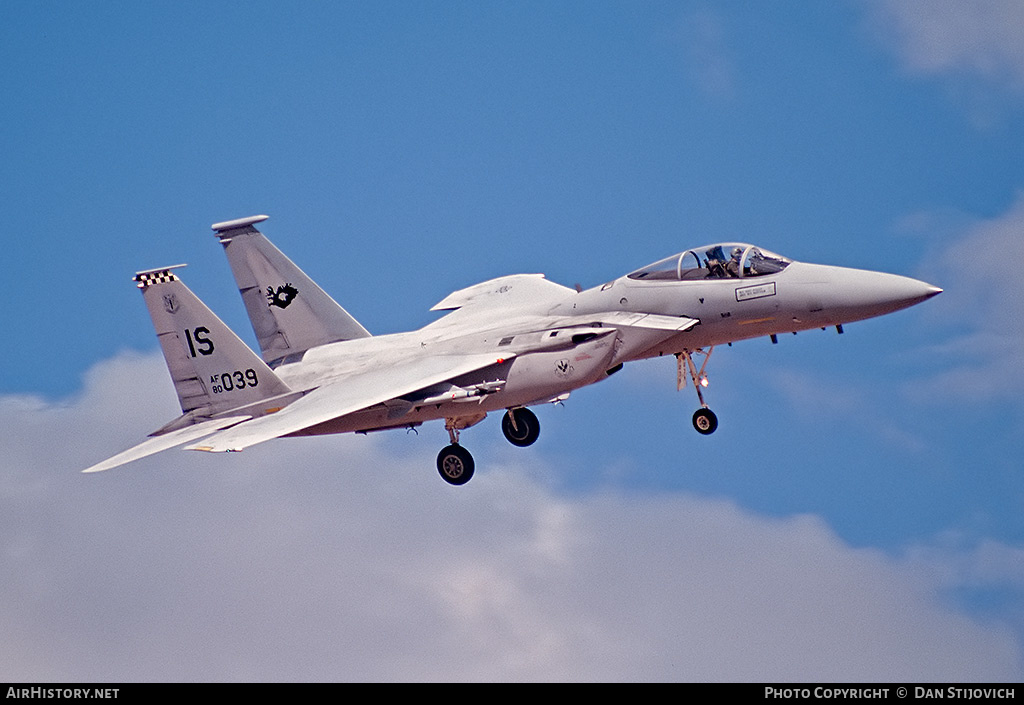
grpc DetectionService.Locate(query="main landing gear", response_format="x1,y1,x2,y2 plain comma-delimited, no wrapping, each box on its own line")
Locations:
677,347,718,435
435,408,541,486
437,443,474,486
501,407,540,447
436,420,475,485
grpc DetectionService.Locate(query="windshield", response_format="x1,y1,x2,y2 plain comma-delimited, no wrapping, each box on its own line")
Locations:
627,243,791,281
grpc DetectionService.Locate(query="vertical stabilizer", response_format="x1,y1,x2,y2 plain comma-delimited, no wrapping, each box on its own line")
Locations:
212,215,371,365
135,266,293,414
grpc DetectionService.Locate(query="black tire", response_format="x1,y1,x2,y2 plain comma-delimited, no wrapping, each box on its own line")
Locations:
692,408,718,435
436,444,475,485
501,407,540,447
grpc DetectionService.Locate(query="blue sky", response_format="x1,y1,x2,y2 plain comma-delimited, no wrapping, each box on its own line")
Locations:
3,1,1024,681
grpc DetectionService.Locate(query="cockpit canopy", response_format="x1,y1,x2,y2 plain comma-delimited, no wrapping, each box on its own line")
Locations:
627,244,791,282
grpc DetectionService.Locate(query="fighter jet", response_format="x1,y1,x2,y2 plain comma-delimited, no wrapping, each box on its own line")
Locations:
84,215,941,484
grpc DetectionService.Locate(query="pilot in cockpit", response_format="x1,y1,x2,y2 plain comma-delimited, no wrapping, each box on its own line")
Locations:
725,246,743,277
705,246,727,278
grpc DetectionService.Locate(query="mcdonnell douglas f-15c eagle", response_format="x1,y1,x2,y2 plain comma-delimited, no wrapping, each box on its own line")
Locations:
84,215,941,484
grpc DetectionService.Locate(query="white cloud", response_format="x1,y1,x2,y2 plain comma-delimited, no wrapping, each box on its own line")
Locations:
867,0,1024,89
0,352,1021,681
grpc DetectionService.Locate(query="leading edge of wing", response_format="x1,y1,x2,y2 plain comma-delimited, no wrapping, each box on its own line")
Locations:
185,352,516,454
82,415,251,473
585,311,700,332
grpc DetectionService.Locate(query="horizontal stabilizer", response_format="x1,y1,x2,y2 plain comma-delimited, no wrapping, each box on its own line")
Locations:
82,415,250,473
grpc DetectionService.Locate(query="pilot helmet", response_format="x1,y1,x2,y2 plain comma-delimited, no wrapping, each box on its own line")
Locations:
731,246,743,258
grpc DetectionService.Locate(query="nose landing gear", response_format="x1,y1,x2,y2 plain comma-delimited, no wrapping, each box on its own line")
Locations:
677,348,718,435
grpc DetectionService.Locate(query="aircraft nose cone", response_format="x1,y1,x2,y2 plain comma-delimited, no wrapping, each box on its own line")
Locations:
901,278,946,305
844,271,943,318
796,264,943,323
899,278,942,306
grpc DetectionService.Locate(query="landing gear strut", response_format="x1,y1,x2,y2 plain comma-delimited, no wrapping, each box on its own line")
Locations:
501,407,540,447
677,347,718,435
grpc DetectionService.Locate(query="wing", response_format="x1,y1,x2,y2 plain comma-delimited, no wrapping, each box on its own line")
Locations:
185,352,514,453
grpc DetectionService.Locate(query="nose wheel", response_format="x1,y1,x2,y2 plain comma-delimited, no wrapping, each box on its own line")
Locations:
678,348,719,435
692,407,718,435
